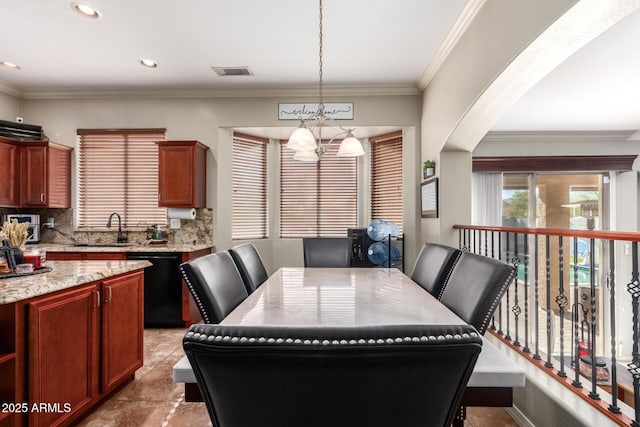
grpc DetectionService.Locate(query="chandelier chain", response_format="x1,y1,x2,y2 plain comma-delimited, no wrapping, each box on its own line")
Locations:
318,0,324,114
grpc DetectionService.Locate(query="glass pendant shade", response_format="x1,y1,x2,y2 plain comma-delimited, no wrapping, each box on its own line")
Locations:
337,135,365,157
286,126,317,151
293,149,320,162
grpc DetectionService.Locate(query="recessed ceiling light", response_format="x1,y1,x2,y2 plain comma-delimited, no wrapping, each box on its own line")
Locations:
0,61,20,70
140,58,158,68
70,2,101,19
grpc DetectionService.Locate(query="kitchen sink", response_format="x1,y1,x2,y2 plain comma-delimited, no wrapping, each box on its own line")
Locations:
73,243,136,247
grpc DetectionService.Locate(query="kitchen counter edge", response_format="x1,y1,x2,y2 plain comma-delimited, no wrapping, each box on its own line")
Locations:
0,260,152,304
30,243,215,253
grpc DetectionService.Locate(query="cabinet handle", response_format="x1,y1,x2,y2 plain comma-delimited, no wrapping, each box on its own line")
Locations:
94,290,101,308
106,286,112,303
40,193,45,203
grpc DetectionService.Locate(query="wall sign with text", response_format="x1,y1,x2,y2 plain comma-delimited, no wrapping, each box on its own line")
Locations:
278,103,354,120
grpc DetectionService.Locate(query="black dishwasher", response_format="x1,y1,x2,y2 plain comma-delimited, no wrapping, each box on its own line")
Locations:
126,252,183,327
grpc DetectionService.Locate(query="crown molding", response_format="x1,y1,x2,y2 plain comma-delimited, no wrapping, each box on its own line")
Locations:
418,0,486,90
0,81,23,98
482,130,640,144
7,84,420,100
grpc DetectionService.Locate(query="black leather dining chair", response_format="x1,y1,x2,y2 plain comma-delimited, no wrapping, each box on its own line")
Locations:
410,243,461,297
183,323,482,427
178,252,248,324
303,237,351,267
229,243,268,294
438,251,517,334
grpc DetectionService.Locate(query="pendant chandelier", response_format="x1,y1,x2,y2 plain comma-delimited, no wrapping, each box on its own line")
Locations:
285,0,365,162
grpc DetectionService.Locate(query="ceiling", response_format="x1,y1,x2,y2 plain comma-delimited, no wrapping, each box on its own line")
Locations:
1,1,639,134
0,0,465,91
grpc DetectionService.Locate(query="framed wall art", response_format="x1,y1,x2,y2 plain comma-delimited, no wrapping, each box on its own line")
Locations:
421,177,438,218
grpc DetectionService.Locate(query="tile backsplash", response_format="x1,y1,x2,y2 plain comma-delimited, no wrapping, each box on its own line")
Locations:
0,207,214,245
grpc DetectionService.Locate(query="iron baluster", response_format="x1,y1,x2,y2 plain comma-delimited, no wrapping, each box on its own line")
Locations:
572,237,583,388
505,232,511,341
545,234,554,369
523,233,530,353
491,231,497,331
588,238,600,400
533,233,541,360
497,232,504,336
627,241,640,426
556,236,567,378
607,240,621,414
512,233,521,347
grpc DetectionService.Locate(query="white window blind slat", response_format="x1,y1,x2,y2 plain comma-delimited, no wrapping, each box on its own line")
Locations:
232,133,268,240
280,141,357,238
77,129,167,229
370,131,403,233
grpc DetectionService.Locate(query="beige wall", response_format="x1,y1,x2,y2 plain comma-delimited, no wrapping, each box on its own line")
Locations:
420,0,578,247
0,91,21,121
415,0,640,248
18,94,422,272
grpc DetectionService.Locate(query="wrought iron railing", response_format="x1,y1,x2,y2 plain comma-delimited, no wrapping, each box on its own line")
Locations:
454,225,640,426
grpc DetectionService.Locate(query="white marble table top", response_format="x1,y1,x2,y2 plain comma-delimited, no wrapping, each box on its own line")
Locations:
221,267,466,327
173,267,525,389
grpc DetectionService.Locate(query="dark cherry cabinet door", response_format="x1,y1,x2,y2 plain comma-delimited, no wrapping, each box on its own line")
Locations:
20,145,47,207
101,271,144,393
0,140,19,207
47,144,72,208
157,141,207,207
27,284,99,427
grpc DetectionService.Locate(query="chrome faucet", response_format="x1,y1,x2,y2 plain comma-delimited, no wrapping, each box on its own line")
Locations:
106,212,127,243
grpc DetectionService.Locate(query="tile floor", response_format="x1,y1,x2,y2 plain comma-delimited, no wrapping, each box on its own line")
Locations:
78,328,519,427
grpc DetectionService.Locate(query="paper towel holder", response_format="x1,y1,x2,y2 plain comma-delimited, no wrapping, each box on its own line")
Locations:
167,208,197,220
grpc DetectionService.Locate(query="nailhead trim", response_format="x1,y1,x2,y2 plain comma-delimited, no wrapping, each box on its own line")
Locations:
437,251,462,300
185,330,479,346
478,267,517,334
179,265,211,324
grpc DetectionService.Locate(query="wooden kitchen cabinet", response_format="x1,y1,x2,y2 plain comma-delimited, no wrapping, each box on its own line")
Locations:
156,140,207,208
0,138,72,208
0,139,19,207
27,284,99,427
46,252,127,261
100,272,143,393
20,141,72,208
1,270,146,427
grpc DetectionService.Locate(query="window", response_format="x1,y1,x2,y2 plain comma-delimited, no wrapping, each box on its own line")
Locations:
280,141,357,237
370,131,403,233
77,128,167,228
232,132,268,239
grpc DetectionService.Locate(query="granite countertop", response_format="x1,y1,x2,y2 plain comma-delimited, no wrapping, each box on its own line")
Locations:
0,260,152,304
30,242,215,253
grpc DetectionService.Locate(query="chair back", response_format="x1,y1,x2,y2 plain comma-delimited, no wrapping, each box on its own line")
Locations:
179,252,248,324
410,243,461,296
438,251,516,334
229,243,268,294
303,237,351,267
184,323,482,427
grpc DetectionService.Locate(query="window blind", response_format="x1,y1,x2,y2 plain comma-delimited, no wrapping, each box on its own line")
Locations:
370,131,403,233
77,128,167,229
232,132,268,239
280,141,357,237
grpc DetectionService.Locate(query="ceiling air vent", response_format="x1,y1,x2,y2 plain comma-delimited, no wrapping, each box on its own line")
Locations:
212,66,253,76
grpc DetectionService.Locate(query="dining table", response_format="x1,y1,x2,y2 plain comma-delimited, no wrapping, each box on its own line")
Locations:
173,267,526,425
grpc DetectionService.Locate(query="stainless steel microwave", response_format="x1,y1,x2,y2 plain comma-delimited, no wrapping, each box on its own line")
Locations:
2,214,40,243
